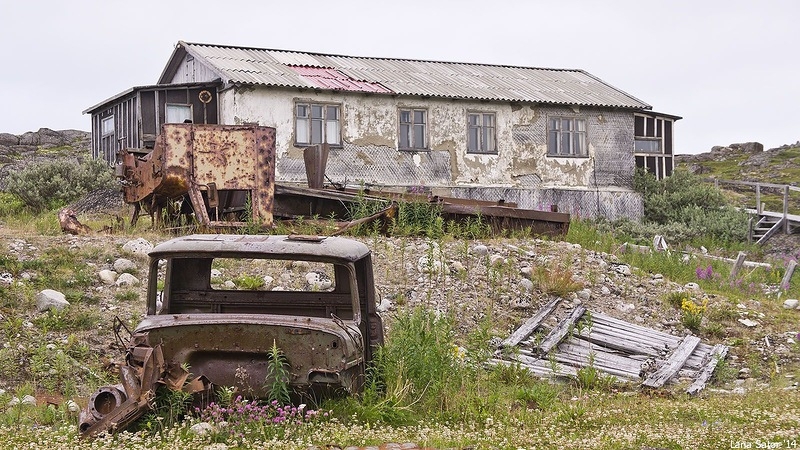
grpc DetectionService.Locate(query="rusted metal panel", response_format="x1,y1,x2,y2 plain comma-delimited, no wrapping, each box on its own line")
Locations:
117,123,276,228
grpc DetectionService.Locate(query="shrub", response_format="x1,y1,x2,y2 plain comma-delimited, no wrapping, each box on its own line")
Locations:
633,168,749,244
4,158,115,212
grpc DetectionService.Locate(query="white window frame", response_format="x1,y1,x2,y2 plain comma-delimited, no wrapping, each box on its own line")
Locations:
101,116,115,136
295,102,341,146
547,117,587,157
166,103,193,124
398,108,428,151
467,112,496,154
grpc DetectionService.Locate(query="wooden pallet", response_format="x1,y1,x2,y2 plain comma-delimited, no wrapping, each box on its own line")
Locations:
496,302,728,394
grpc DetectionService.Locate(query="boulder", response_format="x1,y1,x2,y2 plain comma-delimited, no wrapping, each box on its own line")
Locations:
113,258,138,274
0,133,19,146
122,238,153,257
783,299,799,309
98,269,118,285
471,244,489,256
36,289,69,312
115,273,140,287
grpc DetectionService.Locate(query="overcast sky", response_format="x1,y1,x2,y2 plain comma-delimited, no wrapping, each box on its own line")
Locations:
1,0,797,154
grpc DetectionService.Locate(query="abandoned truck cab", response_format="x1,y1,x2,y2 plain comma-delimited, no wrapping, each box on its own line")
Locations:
79,234,384,436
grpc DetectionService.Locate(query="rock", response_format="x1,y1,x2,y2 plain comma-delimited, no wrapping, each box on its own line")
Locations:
305,271,333,290
115,273,140,287
417,256,446,274
684,282,700,290
471,244,489,256
613,265,631,276
600,286,611,296
65,399,80,413
8,395,37,407
0,272,12,286
122,238,153,257
519,278,534,292
203,444,229,450
98,269,118,285
113,258,138,274
190,421,214,436
223,280,236,289
449,261,466,274
291,260,311,271
616,303,635,313
36,289,69,312
211,269,222,279
783,299,799,309
738,318,759,328
738,368,751,379
577,289,591,301
489,254,506,267
520,266,533,278
377,296,392,313
262,275,274,286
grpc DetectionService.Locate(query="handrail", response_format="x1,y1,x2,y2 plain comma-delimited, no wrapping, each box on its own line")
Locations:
704,178,798,234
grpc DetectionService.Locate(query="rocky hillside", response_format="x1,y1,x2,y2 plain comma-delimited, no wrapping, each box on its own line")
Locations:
0,128,91,190
676,140,800,184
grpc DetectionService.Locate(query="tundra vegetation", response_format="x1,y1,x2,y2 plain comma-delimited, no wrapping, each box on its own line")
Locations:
0,155,798,449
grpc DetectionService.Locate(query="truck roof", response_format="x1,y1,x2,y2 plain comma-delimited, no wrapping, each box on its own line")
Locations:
149,234,371,262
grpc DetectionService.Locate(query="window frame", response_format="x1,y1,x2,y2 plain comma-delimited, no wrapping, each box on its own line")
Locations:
101,116,115,136
466,111,497,154
294,102,342,147
165,103,193,124
547,116,587,157
398,108,428,151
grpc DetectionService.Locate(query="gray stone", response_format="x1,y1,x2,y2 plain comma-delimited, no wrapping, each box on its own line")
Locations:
600,286,611,296
113,258,138,274
98,269,118,285
684,282,701,290
8,395,36,407
519,278,534,292
122,238,153,257
738,318,759,327
115,273,140,287
291,260,311,271
36,289,69,312
520,266,533,277
489,254,506,267
471,244,489,256
223,280,236,289
417,255,446,274
262,275,274,286
189,421,214,436
65,399,80,413
616,303,635,313
449,261,466,274
0,133,19,146
577,289,591,301
0,272,12,286
783,299,799,309
305,271,333,290
613,265,631,276
210,269,222,279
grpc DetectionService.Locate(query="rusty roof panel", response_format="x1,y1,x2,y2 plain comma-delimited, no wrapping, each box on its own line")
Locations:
179,41,651,109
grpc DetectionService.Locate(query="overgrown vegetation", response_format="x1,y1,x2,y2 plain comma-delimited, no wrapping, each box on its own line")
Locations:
4,158,115,212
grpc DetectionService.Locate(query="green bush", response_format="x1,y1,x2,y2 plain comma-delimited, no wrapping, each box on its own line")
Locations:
4,158,115,212
632,169,749,243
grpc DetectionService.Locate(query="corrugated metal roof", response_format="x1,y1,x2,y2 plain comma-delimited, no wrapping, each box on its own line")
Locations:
179,41,651,110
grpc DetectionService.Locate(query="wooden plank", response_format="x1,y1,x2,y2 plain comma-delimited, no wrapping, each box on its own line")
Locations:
538,306,586,354
642,336,701,388
781,260,797,290
502,297,561,347
687,344,729,395
579,329,670,357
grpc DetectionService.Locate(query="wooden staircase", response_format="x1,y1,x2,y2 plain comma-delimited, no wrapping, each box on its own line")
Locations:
748,211,800,245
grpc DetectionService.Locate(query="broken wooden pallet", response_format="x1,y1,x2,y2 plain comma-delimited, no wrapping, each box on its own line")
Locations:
495,301,728,394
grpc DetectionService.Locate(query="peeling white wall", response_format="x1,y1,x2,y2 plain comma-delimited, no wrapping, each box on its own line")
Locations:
216,86,635,192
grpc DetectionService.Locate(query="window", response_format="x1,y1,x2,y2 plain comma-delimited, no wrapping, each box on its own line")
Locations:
101,116,114,136
295,103,341,146
399,108,427,150
467,112,496,154
547,117,587,156
166,104,192,123
634,114,673,179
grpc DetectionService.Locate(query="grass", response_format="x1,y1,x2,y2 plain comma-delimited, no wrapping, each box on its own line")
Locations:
2,194,800,447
